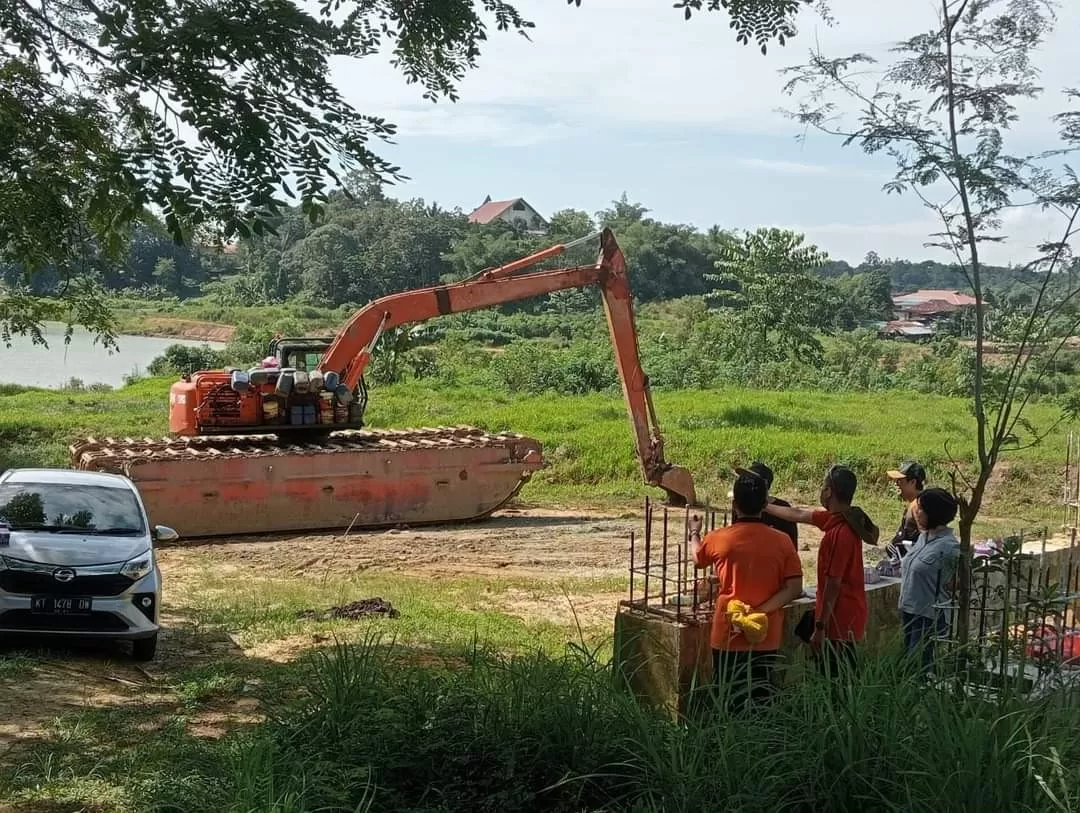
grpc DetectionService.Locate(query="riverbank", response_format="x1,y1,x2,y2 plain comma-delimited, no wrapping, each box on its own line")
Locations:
108,296,351,343
117,315,236,342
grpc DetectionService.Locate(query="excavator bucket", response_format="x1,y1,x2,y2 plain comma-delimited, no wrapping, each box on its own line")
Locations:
71,428,543,538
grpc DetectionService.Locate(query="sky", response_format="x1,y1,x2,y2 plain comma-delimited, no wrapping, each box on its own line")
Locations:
328,0,1079,266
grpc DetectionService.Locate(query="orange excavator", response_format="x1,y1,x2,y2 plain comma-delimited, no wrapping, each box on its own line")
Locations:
71,229,696,537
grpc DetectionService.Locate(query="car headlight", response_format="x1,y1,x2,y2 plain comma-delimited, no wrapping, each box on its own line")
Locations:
120,554,153,581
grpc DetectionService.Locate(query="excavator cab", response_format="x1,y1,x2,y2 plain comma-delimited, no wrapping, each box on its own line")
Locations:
265,336,370,432
165,336,369,437
270,337,336,372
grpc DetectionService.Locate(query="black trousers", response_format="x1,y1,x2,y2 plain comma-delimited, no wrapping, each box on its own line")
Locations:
712,648,779,713
815,639,858,678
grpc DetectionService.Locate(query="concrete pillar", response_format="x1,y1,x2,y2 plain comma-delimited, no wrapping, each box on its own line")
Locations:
612,604,712,720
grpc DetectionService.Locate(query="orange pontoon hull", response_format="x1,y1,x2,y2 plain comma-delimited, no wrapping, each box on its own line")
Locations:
71,428,543,538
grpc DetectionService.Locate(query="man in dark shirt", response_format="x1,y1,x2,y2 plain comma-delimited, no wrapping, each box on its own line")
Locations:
741,461,799,549
885,460,926,562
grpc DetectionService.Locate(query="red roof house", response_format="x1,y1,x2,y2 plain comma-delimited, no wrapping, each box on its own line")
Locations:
467,197,548,232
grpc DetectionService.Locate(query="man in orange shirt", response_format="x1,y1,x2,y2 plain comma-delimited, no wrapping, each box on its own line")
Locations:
690,471,803,711
764,465,875,676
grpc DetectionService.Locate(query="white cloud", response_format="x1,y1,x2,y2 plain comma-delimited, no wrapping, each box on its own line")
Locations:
381,106,571,145
786,204,1075,266
735,158,831,175
331,0,1079,142
322,0,1080,262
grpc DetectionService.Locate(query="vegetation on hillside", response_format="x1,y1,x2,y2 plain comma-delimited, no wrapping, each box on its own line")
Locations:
66,188,1061,321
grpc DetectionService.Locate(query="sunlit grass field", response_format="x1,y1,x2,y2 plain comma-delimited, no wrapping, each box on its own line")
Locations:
0,377,1068,536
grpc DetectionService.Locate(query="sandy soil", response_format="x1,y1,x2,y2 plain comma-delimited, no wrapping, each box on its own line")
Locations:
0,616,247,760
159,507,828,580
161,508,642,580
131,317,236,342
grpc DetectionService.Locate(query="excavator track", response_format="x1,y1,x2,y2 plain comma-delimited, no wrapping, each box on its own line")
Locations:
70,427,544,538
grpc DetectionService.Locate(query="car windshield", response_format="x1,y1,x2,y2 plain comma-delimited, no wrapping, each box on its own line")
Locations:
0,483,145,534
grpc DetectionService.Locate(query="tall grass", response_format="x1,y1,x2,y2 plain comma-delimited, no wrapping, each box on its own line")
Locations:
218,636,1080,813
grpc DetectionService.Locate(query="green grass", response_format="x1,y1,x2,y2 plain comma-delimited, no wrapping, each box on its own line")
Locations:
179,563,622,654
0,563,622,810
0,377,1069,536
7,637,1077,812
235,640,1080,813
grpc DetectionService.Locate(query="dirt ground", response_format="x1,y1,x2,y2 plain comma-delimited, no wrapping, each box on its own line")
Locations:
163,507,640,581
0,507,828,767
160,506,826,581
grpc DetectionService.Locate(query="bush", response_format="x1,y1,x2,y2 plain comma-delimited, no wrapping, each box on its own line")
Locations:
147,344,230,377
223,318,308,367
219,637,1080,813
486,341,618,395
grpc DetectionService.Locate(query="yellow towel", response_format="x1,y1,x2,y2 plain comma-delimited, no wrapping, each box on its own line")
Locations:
726,599,769,645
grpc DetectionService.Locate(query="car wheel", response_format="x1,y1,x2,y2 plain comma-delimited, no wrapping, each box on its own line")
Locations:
131,634,158,662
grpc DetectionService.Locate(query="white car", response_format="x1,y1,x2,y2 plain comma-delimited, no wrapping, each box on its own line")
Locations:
0,468,176,661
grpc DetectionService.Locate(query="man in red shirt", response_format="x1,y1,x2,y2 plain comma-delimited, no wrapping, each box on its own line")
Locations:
690,471,804,711
764,465,873,676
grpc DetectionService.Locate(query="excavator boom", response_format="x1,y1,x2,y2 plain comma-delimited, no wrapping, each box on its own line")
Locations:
72,229,696,538
316,229,695,507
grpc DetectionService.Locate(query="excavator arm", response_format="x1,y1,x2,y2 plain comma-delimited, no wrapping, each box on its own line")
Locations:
317,228,697,507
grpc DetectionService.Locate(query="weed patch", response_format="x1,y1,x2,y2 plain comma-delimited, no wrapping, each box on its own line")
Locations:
218,639,1080,812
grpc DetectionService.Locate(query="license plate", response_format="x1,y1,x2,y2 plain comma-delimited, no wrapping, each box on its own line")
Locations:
31,596,92,615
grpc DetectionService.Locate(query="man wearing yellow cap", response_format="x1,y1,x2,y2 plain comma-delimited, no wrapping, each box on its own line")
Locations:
689,470,804,711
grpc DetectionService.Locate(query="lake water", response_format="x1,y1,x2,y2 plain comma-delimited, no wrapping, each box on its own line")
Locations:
0,323,226,389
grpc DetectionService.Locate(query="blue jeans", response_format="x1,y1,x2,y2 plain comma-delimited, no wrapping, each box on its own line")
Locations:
902,611,948,673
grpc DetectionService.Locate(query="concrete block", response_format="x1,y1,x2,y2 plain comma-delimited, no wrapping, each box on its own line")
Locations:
613,605,712,719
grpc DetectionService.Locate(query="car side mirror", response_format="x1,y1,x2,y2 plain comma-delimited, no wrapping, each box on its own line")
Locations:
154,525,180,543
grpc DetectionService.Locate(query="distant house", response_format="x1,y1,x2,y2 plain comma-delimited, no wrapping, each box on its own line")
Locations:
885,289,980,339
892,289,978,321
467,196,548,233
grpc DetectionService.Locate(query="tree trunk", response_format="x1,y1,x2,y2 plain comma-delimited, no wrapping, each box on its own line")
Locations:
956,511,974,649
955,473,989,680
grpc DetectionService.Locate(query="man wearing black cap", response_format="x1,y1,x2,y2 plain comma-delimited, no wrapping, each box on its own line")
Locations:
689,471,803,711
745,462,798,550
886,461,927,562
